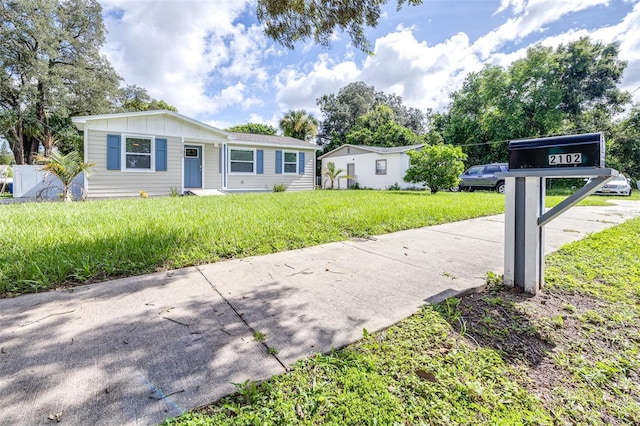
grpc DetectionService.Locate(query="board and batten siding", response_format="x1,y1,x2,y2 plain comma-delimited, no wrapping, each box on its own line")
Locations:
84,115,226,141
226,146,315,191
87,130,183,197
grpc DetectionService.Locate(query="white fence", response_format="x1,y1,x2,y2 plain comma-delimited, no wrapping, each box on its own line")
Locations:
13,165,85,199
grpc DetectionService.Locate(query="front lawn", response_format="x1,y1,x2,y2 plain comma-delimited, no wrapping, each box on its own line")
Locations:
166,216,640,426
0,190,608,297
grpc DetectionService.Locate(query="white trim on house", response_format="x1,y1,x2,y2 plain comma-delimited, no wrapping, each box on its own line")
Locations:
72,109,230,138
318,143,425,159
83,123,89,196
228,147,257,175
183,142,206,189
120,134,156,173
282,150,298,174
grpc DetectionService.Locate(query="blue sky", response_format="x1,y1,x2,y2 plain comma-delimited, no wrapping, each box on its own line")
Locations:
99,0,640,131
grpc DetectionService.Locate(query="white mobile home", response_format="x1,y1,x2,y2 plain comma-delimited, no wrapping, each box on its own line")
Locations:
319,144,424,189
72,110,319,198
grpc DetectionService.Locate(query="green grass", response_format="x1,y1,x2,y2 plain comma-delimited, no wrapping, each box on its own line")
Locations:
164,212,640,426
2,191,506,296
0,190,615,296
169,307,551,425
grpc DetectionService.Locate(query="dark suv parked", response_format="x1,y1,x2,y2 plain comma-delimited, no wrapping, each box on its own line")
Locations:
459,163,509,193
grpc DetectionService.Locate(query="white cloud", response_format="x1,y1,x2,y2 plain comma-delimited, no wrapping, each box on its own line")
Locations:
494,0,527,15
475,0,611,59
275,0,640,115
275,54,360,113
98,0,640,127
100,0,269,117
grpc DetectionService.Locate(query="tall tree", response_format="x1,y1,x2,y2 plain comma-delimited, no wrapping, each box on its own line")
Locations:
0,140,13,164
0,0,121,164
115,85,177,113
609,106,640,179
225,123,278,135
279,109,318,141
556,37,630,132
257,0,422,52
345,105,419,147
444,38,630,166
317,81,425,151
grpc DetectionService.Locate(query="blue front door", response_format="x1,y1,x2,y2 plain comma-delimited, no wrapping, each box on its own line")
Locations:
184,145,202,188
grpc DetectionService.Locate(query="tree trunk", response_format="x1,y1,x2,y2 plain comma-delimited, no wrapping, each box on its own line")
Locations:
42,131,54,157
10,117,26,165
25,135,39,165
63,185,72,202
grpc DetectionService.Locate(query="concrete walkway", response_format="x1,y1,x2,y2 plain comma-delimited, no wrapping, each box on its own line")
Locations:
1,201,640,425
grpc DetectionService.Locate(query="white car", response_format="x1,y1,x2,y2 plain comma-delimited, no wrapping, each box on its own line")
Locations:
592,174,633,196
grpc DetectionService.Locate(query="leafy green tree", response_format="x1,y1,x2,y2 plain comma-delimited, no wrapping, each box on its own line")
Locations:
0,0,121,165
257,0,423,52
556,37,630,132
404,144,467,194
0,141,13,165
226,123,278,135
323,162,353,189
345,105,419,147
115,85,177,113
279,109,319,141
609,106,640,179
444,38,630,167
317,81,425,151
35,150,95,201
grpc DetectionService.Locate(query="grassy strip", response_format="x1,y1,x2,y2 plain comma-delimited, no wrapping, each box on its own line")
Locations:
0,190,612,296
2,191,505,296
166,216,640,425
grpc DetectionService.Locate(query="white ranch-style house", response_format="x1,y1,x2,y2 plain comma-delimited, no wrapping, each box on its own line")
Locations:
71,110,320,198
319,144,425,190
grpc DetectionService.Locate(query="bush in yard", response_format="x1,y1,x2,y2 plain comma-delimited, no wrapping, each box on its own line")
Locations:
404,144,467,194
323,162,353,189
35,151,95,202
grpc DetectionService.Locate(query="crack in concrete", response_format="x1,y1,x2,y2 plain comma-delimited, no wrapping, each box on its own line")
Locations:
195,266,288,372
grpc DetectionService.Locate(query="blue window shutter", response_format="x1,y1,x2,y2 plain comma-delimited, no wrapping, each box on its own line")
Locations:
107,134,121,170
155,138,167,171
256,150,264,174
298,152,305,175
275,150,282,174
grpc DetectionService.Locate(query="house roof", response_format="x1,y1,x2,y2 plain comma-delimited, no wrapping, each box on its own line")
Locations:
227,132,320,150
318,143,424,159
72,110,320,150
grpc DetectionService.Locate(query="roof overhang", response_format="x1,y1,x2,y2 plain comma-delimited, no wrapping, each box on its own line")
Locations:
71,110,231,139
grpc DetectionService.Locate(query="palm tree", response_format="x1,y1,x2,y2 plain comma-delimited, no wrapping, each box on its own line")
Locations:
279,109,319,142
35,151,95,201
323,162,353,189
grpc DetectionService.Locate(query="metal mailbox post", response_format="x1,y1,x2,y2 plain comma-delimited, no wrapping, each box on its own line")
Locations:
497,133,617,294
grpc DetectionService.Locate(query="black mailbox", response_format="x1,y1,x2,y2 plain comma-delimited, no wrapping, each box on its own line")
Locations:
509,133,605,170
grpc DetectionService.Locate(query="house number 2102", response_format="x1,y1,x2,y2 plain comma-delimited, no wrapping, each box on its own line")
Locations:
548,153,582,166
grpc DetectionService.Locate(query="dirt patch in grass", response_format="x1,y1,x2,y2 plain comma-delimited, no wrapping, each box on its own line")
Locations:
447,284,640,425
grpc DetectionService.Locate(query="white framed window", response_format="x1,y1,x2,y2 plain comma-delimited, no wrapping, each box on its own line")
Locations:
376,159,387,175
283,151,298,174
122,134,154,172
229,148,255,174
